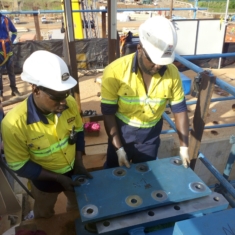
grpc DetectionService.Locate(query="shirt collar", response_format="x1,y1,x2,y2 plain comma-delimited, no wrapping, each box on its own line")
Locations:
27,94,68,125
132,51,167,77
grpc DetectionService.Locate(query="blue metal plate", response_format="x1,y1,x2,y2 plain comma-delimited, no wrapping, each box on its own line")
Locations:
173,208,235,235
74,157,211,223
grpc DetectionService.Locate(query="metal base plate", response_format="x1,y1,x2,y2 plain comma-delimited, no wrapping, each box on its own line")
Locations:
75,192,228,235
74,157,211,223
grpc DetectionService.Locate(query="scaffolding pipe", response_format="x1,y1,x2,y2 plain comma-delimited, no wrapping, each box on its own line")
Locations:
2,7,208,15
161,123,235,134
175,54,235,97
186,96,235,105
198,153,235,199
183,53,235,60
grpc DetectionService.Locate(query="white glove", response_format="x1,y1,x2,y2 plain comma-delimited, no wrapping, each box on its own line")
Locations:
116,147,130,168
179,146,190,168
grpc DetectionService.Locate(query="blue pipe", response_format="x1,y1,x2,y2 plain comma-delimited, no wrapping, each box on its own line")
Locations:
175,54,235,97
183,53,235,60
186,96,235,105
161,123,235,134
223,136,235,180
1,8,208,15
198,153,235,199
162,112,177,132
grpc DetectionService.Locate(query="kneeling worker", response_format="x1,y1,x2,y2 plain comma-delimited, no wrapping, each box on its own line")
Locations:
2,50,92,219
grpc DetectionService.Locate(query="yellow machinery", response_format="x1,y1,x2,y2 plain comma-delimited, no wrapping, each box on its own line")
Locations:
61,0,84,39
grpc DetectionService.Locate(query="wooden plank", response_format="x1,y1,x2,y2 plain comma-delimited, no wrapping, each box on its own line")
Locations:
0,169,21,214
189,71,216,170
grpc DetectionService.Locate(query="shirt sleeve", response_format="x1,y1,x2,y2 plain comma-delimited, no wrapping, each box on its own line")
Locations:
15,160,42,179
168,64,185,106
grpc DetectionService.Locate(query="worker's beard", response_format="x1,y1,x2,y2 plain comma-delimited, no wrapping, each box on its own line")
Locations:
138,56,160,76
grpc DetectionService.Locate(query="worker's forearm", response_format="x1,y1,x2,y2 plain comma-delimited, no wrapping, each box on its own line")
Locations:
103,114,123,150
174,111,189,147
37,168,58,181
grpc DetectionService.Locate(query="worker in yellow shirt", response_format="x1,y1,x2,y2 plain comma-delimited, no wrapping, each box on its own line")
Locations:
2,50,92,219
101,16,190,169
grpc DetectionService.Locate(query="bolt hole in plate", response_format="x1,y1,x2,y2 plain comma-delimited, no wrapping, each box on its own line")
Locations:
170,157,183,166
189,182,206,193
125,195,143,207
113,168,127,177
135,163,149,173
74,176,88,185
151,190,168,202
81,204,99,218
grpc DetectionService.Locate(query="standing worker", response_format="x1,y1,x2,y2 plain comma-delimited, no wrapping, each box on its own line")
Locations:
101,16,190,169
2,50,92,219
0,13,21,101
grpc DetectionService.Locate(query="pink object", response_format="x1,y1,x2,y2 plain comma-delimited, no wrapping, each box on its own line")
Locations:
84,122,100,132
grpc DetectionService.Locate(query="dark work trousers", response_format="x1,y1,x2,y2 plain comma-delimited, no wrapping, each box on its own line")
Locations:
104,118,163,168
0,55,17,92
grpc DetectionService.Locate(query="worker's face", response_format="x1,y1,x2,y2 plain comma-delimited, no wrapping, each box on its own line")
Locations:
138,45,163,76
33,86,70,114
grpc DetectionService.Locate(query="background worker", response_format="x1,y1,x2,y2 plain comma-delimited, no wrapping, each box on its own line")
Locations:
101,16,190,169
2,50,92,219
0,13,21,101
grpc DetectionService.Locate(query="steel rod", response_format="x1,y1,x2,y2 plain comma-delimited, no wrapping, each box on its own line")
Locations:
198,153,235,199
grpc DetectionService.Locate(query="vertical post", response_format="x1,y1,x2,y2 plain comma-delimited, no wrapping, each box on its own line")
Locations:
108,0,117,64
169,0,173,19
32,7,41,41
189,71,216,170
63,0,81,112
224,0,230,23
101,11,106,38
193,0,198,19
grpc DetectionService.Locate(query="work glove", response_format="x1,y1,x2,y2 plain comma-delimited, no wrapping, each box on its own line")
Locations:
179,146,190,168
73,158,93,179
56,174,81,191
116,147,130,168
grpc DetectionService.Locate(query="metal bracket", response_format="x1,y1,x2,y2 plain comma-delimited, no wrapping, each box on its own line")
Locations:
191,73,202,98
191,70,212,98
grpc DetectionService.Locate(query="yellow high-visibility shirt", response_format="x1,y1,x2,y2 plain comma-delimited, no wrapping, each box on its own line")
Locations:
101,53,185,128
2,95,83,173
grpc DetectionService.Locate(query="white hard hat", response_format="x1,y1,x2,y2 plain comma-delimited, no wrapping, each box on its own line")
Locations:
139,16,177,65
21,50,77,91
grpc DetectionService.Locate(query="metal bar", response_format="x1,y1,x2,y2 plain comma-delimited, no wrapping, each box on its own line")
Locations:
198,153,235,199
108,0,117,64
0,158,34,199
185,96,235,105
175,54,235,97
2,8,208,14
161,123,235,134
183,52,235,60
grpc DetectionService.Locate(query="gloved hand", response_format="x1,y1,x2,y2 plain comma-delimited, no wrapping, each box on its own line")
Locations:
73,158,93,179
56,174,81,191
179,146,190,168
116,147,130,168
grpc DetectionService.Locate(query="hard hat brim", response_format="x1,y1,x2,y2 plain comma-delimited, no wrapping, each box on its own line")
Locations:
21,73,77,91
